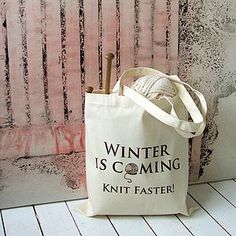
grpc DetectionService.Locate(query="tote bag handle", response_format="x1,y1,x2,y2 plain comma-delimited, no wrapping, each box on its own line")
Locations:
112,67,207,138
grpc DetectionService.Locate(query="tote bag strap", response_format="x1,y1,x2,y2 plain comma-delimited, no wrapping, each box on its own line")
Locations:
113,67,207,138
165,97,205,138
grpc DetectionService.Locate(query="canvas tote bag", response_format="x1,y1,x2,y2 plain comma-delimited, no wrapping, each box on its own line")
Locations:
78,67,207,216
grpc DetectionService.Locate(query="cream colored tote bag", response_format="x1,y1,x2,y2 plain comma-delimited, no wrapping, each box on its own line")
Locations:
79,67,207,216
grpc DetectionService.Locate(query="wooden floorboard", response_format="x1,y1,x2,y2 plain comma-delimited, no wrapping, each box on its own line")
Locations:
178,195,229,236
209,180,236,207
35,202,80,236
1,206,42,236
66,200,117,236
108,215,156,236
144,214,192,236
188,183,236,235
1,180,236,236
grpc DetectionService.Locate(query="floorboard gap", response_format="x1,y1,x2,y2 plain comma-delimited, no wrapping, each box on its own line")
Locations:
106,216,120,236
65,202,82,236
175,214,194,236
142,216,157,236
32,206,44,236
0,211,6,236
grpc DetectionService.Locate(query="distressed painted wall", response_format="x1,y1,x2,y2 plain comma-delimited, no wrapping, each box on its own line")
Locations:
0,0,179,208
0,0,178,156
179,0,236,182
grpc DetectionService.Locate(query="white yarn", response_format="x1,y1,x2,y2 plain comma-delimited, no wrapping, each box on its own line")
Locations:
131,75,177,99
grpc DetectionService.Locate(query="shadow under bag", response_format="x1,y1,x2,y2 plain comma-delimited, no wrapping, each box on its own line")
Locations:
78,67,207,216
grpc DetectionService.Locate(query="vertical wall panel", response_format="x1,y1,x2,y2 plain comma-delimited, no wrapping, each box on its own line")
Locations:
120,0,135,72
97,0,103,88
0,0,8,127
6,0,27,126
41,0,50,123
115,0,121,80
165,0,171,74
138,0,153,67
25,0,46,125
45,0,64,123
78,0,85,118
153,0,168,73
64,0,82,121
59,0,69,122
0,0,13,128
83,0,99,90
102,0,116,85
168,0,179,74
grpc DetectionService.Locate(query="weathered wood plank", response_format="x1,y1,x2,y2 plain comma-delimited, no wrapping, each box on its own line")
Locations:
189,183,236,235
97,0,103,89
102,0,116,86
25,0,46,125
2,206,42,236
134,0,139,67
115,0,121,80
153,0,168,73
0,0,8,127
165,0,171,74
83,0,99,91
120,0,134,73
45,0,64,123
109,216,155,236
144,215,192,236
168,0,179,74
5,0,27,126
35,202,80,236
210,180,236,207
138,0,153,67
178,195,229,236
64,0,82,121
59,0,69,122
67,200,117,236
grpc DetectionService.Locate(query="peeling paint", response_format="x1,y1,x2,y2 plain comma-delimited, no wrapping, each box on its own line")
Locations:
60,0,69,122
53,152,86,189
115,0,120,80
179,0,236,179
19,0,31,124
98,0,103,89
40,0,51,123
134,0,139,67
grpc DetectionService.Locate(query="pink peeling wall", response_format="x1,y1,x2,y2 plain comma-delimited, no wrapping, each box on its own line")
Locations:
0,0,179,158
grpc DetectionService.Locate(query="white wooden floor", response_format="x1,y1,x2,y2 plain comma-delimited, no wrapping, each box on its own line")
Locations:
1,179,236,236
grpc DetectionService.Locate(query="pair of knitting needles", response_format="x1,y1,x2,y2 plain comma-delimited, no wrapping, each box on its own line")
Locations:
86,53,114,94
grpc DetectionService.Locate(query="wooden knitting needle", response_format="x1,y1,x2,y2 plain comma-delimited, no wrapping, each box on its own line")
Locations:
86,86,93,93
104,53,114,94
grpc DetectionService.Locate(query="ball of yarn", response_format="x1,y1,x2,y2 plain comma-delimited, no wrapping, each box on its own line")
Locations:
131,75,177,99
125,163,138,175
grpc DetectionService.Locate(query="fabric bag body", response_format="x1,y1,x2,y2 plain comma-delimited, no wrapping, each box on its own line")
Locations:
84,94,189,216
78,67,207,216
